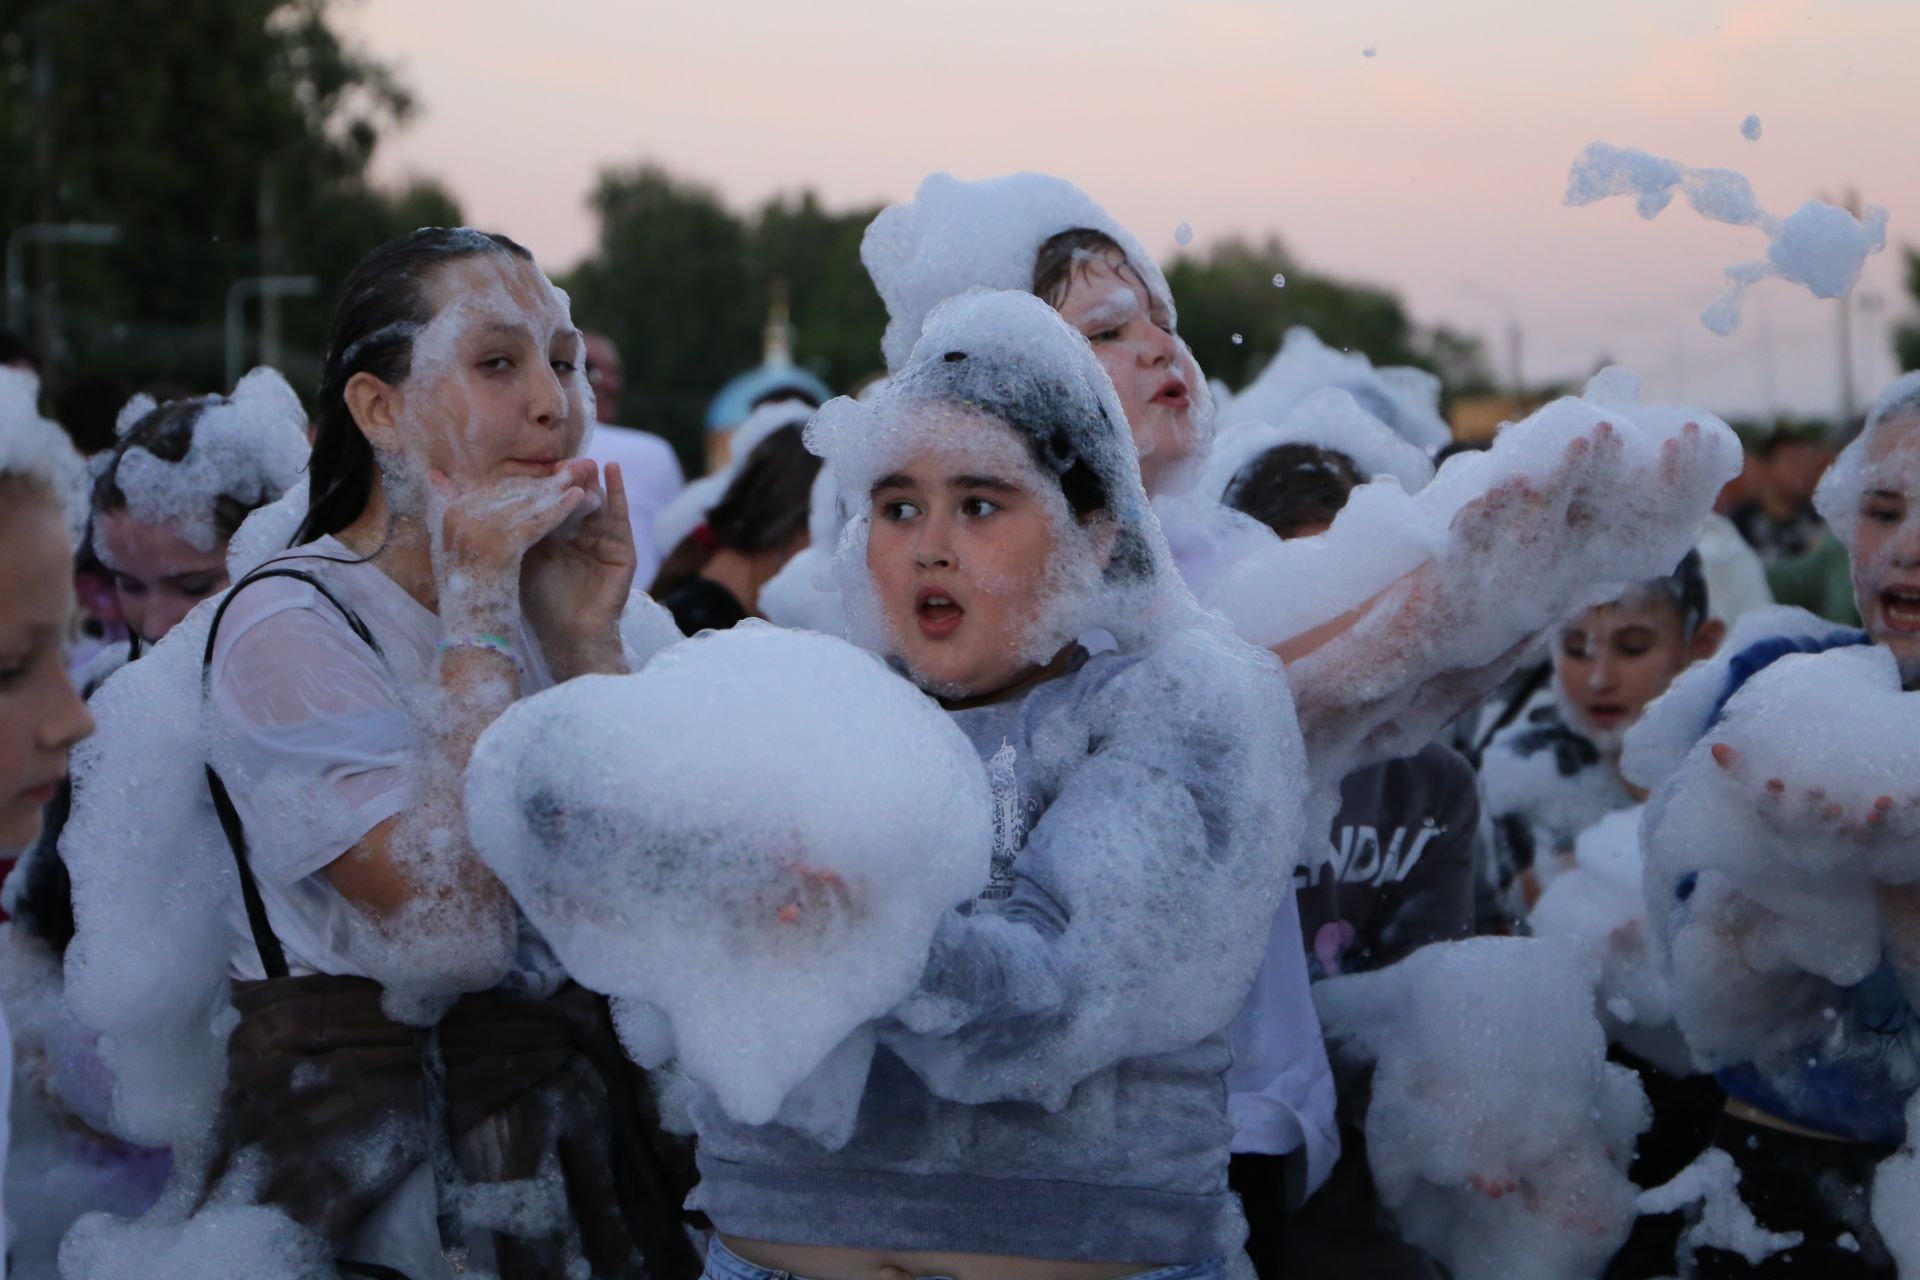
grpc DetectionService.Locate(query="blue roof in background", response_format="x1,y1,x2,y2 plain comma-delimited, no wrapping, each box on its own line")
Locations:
705,360,833,432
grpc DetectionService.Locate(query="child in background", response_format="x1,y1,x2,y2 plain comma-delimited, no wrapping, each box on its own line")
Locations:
1632,372,1920,1276
1220,426,1477,1280
1481,552,1725,912
0,368,96,1280
60,229,696,1280
650,423,821,635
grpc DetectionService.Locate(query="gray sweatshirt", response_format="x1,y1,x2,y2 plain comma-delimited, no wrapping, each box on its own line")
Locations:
688,628,1306,1262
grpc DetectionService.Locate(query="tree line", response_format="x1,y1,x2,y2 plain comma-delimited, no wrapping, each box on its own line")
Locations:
7,0,1513,468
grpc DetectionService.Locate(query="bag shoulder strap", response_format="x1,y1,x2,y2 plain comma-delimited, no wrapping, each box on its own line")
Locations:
201,564,383,981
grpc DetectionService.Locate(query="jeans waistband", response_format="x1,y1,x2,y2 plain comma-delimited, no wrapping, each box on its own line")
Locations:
702,1239,1226,1280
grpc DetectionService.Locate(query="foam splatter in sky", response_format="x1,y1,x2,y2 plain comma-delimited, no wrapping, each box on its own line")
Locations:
1565,141,1888,336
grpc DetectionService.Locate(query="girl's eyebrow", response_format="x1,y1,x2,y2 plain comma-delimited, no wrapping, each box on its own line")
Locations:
871,473,916,495
1078,288,1141,329
949,474,1020,493
474,319,529,339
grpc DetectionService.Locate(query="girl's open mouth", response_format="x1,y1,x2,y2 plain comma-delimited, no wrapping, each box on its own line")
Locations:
1882,586,1920,633
1153,378,1190,410
917,587,964,639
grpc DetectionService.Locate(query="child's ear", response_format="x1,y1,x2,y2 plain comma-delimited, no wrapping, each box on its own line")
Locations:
1691,616,1727,661
343,371,404,454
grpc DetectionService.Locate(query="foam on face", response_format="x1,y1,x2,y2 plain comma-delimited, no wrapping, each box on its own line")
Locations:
1218,327,1451,453
808,289,1196,675
465,623,993,1143
1565,142,1889,335
1816,371,1920,553
102,367,309,554
382,251,590,517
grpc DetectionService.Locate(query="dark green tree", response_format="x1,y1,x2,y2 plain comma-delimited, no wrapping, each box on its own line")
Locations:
1,0,457,438
1167,234,1491,401
564,169,888,468
563,165,759,465
748,189,887,393
1896,246,1920,373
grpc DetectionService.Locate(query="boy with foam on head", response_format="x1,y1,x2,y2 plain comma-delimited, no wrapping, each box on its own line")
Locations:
1481,551,1725,912
1624,371,1920,1276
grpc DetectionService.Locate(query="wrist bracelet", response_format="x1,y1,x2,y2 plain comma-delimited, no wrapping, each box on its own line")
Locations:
438,632,522,672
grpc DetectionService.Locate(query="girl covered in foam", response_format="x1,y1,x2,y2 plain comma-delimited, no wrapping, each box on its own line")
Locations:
58,228,693,1280
470,290,1312,1279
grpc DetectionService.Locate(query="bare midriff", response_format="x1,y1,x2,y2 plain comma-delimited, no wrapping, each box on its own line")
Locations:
719,1236,1157,1280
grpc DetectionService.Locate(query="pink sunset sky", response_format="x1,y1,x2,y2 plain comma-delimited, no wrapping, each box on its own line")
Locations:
343,0,1919,422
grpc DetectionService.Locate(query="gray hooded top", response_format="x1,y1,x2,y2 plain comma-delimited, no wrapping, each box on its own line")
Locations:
687,292,1309,1261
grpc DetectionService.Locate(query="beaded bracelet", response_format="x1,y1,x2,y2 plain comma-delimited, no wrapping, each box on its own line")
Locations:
438,632,521,672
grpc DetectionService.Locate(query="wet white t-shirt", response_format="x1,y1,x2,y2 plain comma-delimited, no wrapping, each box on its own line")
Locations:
204,537,561,986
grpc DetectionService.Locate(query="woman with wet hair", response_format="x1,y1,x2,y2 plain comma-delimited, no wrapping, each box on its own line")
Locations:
61,228,696,1279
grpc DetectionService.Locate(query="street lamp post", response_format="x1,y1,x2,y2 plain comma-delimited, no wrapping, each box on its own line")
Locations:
1456,282,1525,397
225,276,320,388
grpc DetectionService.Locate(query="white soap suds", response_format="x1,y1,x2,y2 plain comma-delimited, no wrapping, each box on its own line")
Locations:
1316,937,1649,1280
1207,387,1437,503
1641,1148,1802,1267
862,172,1177,374
1565,141,1888,335
466,624,993,1144
106,367,309,552
0,365,88,539
1219,326,1451,452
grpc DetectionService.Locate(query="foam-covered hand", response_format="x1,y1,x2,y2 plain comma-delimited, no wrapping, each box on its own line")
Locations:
523,459,638,676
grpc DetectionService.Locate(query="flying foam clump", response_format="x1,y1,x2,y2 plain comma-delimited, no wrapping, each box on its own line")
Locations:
1566,142,1888,336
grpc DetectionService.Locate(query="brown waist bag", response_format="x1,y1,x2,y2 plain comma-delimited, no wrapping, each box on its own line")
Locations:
198,569,701,1278
202,973,701,1280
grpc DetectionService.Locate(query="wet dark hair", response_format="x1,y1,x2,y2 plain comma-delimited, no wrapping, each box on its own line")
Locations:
0,327,40,374
1032,228,1141,312
649,424,823,597
907,343,1153,583
1224,443,1366,540
93,397,261,543
294,227,535,545
1622,549,1711,637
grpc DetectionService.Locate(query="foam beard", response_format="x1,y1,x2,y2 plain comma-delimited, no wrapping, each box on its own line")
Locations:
1551,676,1630,758
1136,337,1215,500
